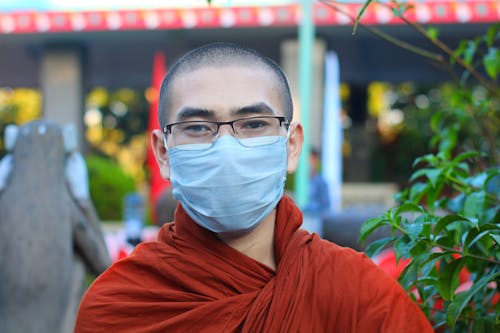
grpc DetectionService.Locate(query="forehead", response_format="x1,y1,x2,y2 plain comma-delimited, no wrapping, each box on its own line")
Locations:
168,65,283,122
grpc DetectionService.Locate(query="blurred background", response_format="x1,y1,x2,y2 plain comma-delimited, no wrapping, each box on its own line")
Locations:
0,0,497,255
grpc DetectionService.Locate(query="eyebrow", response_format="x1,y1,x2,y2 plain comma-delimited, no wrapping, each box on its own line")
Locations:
231,102,276,117
175,107,216,121
174,102,277,122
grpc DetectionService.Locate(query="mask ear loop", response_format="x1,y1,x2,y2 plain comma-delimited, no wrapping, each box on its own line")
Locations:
284,121,293,142
163,135,169,150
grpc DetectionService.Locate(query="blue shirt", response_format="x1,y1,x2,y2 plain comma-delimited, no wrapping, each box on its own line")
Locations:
302,173,330,216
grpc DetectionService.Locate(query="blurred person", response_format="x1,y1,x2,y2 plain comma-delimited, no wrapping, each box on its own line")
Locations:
74,42,433,332
301,147,330,236
123,192,145,247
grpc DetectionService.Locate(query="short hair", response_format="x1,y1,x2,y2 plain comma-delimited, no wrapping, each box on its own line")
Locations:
311,147,321,158
158,42,293,129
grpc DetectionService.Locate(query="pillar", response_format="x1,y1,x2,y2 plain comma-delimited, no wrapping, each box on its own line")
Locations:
40,45,85,150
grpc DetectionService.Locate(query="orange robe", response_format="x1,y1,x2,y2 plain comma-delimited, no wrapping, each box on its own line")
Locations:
75,196,433,332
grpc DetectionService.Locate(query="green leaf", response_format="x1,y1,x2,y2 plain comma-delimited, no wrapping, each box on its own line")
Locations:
388,207,398,224
410,168,429,182
430,112,443,132
408,182,428,203
391,6,404,17
490,234,500,246
467,172,488,188
417,276,438,285
485,168,500,196
485,23,499,47
482,206,499,224
413,154,438,168
435,234,457,248
430,135,440,149
483,47,500,79
409,240,428,257
365,236,397,258
438,127,458,155
447,193,465,213
464,192,486,219
450,151,480,166
411,168,442,188
396,202,424,215
353,0,374,34
454,162,470,175
426,178,444,211
472,316,498,333
463,40,477,66
452,40,467,66
434,214,467,235
406,219,424,241
428,251,452,263
464,227,496,253
398,253,427,290
394,236,411,262
437,258,465,301
446,271,500,328
486,167,500,178
360,216,387,243
393,190,406,203
427,27,439,40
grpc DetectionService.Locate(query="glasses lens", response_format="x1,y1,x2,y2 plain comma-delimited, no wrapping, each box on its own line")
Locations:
168,117,285,151
233,117,280,138
170,121,217,149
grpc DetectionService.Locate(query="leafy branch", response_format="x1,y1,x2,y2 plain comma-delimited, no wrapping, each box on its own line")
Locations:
320,0,500,331
319,0,445,63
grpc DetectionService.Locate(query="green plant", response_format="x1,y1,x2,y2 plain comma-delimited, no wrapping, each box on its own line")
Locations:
321,1,499,331
86,155,137,221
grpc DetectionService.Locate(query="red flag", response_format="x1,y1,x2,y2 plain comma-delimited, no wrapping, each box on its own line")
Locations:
146,51,168,223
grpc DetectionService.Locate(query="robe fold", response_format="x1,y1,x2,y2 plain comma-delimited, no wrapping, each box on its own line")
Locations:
75,195,433,332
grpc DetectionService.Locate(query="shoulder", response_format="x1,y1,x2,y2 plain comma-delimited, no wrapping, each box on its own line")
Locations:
308,239,433,331
309,238,373,272
303,238,385,297
75,241,178,331
89,240,176,288
307,238,412,305
80,241,175,298
310,238,402,292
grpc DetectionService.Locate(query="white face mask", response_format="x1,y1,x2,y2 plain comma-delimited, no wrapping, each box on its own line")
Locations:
167,135,287,235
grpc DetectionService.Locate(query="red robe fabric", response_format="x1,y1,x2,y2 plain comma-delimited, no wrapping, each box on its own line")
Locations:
75,196,433,332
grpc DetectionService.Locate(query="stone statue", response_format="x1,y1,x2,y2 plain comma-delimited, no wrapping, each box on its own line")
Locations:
0,119,111,333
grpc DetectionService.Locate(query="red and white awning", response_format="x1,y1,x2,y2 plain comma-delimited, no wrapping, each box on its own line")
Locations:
0,1,498,34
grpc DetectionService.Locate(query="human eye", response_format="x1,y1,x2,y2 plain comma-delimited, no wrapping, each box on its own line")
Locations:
177,122,214,136
237,118,273,131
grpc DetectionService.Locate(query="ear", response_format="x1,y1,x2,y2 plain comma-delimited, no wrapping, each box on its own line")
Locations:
62,124,77,153
5,125,18,152
286,122,303,173
151,129,171,180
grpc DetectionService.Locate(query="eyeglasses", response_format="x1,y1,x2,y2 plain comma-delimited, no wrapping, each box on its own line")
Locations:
163,116,289,150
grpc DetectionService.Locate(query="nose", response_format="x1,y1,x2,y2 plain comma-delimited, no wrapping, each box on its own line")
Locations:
217,123,236,137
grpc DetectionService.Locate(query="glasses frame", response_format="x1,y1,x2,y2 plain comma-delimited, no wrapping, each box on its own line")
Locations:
162,116,290,138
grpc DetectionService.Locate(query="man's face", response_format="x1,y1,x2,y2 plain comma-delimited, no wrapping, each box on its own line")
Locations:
152,64,303,179
167,65,283,127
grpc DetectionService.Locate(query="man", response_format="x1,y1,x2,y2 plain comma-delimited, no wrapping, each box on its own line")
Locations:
303,148,331,215
301,147,331,236
75,43,433,332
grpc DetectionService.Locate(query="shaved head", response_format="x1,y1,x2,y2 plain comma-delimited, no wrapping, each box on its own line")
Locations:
158,42,293,129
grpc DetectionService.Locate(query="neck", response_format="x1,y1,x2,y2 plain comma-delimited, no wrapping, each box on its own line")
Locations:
217,210,277,270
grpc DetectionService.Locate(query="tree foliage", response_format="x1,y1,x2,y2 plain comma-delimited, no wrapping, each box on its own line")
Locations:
321,1,499,331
